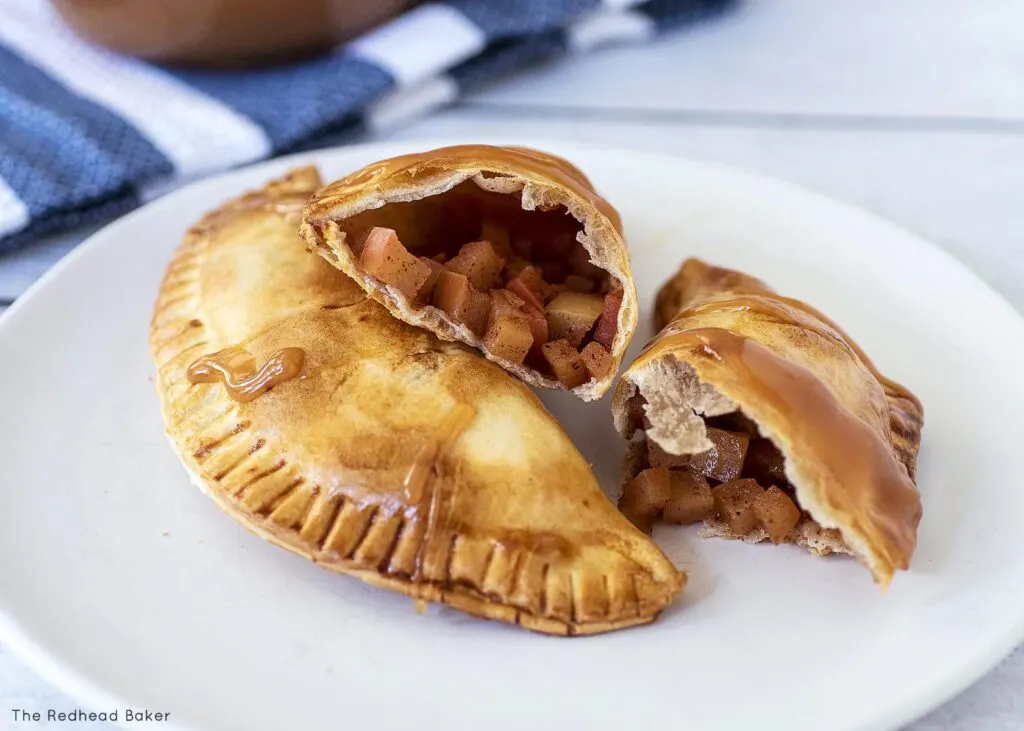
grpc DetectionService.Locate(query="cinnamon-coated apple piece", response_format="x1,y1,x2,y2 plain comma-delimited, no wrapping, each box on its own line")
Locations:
506,265,548,312
359,227,431,301
417,257,444,300
444,240,506,291
541,339,588,388
483,290,534,364
619,468,673,532
754,486,802,543
580,341,613,380
545,292,603,348
663,471,714,524
689,428,751,483
592,288,623,349
433,270,490,336
712,479,763,534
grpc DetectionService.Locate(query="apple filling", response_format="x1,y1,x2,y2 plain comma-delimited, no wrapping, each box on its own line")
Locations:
335,181,623,387
619,395,804,542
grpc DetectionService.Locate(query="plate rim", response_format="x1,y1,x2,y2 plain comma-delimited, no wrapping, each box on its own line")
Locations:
1,136,1023,731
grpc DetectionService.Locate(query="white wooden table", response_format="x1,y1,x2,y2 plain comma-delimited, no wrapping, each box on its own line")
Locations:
2,1,1023,728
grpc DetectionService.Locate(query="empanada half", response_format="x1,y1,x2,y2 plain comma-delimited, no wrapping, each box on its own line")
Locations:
612,258,923,585
150,168,683,635
300,144,638,401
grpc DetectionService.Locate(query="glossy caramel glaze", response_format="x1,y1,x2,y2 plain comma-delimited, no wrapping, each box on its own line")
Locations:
619,257,924,583
187,346,305,403
658,293,920,409
636,327,921,572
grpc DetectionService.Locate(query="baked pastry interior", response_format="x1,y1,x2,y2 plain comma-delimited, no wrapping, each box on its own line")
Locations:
332,180,623,388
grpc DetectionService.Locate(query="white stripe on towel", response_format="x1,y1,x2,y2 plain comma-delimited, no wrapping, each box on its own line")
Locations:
599,0,648,9
348,4,486,87
568,9,656,53
363,75,459,132
0,176,30,239
0,0,271,176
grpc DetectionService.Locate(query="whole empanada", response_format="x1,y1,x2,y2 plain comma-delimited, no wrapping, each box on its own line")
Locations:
150,168,683,635
300,144,637,401
612,258,923,585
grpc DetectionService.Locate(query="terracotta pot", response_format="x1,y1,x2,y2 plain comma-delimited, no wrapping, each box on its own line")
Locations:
52,0,420,67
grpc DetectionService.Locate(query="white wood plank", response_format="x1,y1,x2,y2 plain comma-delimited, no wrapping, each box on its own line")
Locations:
470,0,1024,120
384,113,1024,312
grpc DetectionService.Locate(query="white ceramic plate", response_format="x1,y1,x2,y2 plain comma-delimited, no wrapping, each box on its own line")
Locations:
1,140,1022,731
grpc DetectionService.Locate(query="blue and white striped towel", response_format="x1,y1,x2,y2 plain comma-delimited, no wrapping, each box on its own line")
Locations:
0,0,732,252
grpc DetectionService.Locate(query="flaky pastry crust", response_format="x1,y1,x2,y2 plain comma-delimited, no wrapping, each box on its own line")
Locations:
612,259,923,585
300,144,638,401
150,168,683,635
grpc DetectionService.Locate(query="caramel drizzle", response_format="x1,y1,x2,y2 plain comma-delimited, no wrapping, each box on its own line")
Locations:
640,327,922,576
403,403,476,504
187,346,306,403
325,144,623,233
658,292,920,408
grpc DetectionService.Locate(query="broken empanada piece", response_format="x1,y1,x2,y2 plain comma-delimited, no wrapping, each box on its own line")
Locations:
612,258,923,585
150,168,683,635
300,144,638,401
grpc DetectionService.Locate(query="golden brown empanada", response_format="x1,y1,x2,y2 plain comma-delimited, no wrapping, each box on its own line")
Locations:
300,144,637,401
611,258,923,585
150,168,683,635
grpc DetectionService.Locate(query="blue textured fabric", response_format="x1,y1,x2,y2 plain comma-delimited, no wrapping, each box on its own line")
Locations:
0,46,169,253
0,0,735,250
447,0,597,39
449,31,567,90
171,54,395,153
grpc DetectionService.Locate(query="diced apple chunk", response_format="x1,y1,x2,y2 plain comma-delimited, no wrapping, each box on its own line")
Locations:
580,341,612,380
444,240,506,291
545,292,603,348
506,265,548,312
663,471,714,524
647,437,690,470
433,270,490,336
522,305,549,354
689,428,750,483
619,468,672,532
484,311,533,364
417,257,444,300
360,227,431,301
541,339,588,388
754,486,801,543
592,288,623,349
712,479,763,534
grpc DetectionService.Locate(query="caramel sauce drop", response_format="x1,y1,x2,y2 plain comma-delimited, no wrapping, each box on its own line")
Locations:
187,346,305,403
403,403,476,504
